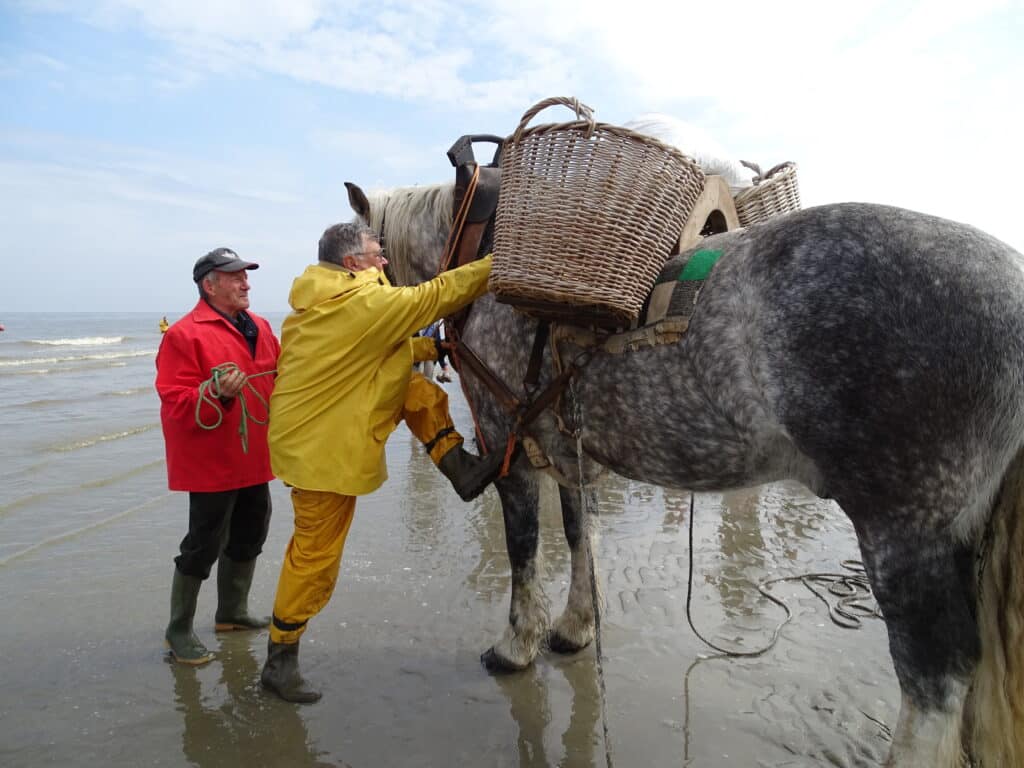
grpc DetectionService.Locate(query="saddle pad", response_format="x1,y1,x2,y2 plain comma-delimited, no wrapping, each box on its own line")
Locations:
640,247,724,327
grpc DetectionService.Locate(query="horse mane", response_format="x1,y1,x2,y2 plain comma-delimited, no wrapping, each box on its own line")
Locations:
366,182,454,286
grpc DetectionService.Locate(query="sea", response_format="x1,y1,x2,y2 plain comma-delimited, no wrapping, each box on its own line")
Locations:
0,311,287,566
0,312,901,768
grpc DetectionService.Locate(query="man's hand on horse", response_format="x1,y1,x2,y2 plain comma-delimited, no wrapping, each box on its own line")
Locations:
434,337,450,368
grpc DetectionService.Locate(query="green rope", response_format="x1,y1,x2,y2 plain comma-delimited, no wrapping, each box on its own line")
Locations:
194,363,276,453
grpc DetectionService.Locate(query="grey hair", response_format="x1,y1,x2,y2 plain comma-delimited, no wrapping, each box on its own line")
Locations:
318,222,376,266
197,270,220,299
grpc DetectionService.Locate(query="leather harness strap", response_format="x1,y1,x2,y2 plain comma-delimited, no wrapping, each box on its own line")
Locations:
451,340,522,414
439,164,479,276
524,320,550,394
437,136,582,467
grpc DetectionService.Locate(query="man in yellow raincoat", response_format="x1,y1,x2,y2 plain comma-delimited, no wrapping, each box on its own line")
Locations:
261,221,501,703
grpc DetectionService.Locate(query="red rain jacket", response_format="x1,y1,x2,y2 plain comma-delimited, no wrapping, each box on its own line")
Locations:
156,300,280,492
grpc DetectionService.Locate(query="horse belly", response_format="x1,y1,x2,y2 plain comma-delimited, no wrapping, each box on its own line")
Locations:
571,345,802,492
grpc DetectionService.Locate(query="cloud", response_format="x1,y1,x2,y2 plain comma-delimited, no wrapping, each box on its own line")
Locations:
21,0,579,110
8,0,1024,275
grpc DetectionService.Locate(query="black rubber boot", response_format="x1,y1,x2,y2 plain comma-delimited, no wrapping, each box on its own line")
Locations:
165,569,214,666
261,639,321,704
436,444,506,502
215,557,270,632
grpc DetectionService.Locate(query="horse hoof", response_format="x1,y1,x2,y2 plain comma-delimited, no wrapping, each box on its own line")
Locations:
546,630,590,655
480,647,527,674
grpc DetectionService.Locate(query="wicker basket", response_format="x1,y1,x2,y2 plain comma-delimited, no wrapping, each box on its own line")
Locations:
734,161,801,227
490,97,706,328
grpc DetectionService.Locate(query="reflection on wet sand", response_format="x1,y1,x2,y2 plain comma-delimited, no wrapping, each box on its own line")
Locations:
714,488,768,615
399,436,448,549
462,471,570,604
494,657,601,768
764,482,834,561
661,486,689,531
173,635,336,768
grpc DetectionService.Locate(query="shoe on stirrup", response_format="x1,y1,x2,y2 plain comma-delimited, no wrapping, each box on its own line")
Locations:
436,444,505,502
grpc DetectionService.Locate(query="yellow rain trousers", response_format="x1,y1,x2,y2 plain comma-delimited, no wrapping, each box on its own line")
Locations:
270,373,461,643
268,256,492,644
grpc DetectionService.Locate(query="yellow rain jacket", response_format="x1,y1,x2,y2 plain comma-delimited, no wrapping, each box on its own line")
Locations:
269,256,492,496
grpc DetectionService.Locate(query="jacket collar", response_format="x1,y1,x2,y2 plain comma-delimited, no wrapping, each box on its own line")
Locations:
190,298,247,326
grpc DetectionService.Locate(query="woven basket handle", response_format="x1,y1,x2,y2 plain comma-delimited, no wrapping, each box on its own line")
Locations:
740,160,763,184
511,96,596,144
741,159,793,185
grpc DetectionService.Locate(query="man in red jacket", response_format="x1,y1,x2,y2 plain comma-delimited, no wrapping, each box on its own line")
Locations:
156,248,281,665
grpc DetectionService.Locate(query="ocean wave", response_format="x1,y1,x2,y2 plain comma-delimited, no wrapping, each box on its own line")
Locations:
0,487,63,517
10,397,72,409
0,350,155,367
0,492,175,567
81,459,165,488
0,458,163,516
49,423,160,452
101,386,151,397
27,336,125,347
2,386,151,409
0,362,130,377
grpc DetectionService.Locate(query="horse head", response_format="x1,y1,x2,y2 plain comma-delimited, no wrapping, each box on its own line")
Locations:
345,180,454,287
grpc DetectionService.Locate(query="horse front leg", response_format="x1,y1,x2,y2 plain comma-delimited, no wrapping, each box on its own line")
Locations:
853,514,979,768
481,464,549,673
548,482,597,655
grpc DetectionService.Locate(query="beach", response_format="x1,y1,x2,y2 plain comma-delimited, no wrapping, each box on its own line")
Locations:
0,312,899,767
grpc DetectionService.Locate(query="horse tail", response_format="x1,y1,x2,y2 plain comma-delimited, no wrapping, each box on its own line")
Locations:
967,444,1024,766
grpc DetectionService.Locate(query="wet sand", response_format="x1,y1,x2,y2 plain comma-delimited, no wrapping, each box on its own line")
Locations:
0,400,900,767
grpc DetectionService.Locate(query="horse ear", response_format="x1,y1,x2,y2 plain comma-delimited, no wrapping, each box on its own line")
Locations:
345,181,371,222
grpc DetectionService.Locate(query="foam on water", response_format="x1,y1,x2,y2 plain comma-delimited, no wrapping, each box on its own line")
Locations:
49,423,160,452
0,350,155,367
26,336,125,346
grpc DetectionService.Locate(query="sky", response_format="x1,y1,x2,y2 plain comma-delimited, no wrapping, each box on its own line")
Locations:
1,0,1022,313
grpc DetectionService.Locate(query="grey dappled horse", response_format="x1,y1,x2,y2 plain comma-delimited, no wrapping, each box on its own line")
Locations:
348,180,1024,767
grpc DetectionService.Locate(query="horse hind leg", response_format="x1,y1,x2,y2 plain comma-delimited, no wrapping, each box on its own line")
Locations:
852,508,979,768
481,466,549,673
965,445,1024,767
548,483,598,655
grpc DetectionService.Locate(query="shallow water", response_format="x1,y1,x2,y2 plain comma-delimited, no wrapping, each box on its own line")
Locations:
0,313,899,767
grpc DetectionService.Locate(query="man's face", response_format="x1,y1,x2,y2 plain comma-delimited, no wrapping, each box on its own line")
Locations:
204,270,251,317
346,234,387,272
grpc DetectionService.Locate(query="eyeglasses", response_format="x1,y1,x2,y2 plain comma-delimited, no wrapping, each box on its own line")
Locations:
353,247,386,260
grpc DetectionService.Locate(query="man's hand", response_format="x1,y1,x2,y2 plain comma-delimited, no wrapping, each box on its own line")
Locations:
216,366,246,399
434,336,449,368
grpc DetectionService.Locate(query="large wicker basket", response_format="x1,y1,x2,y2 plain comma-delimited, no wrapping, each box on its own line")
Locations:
490,97,706,328
734,161,801,227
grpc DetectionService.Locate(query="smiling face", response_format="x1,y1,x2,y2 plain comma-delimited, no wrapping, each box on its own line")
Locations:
203,269,251,318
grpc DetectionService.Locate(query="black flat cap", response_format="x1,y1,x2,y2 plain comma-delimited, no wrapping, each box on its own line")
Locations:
193,248,259,283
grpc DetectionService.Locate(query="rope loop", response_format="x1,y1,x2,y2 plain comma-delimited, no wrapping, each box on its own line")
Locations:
194,362,276,453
